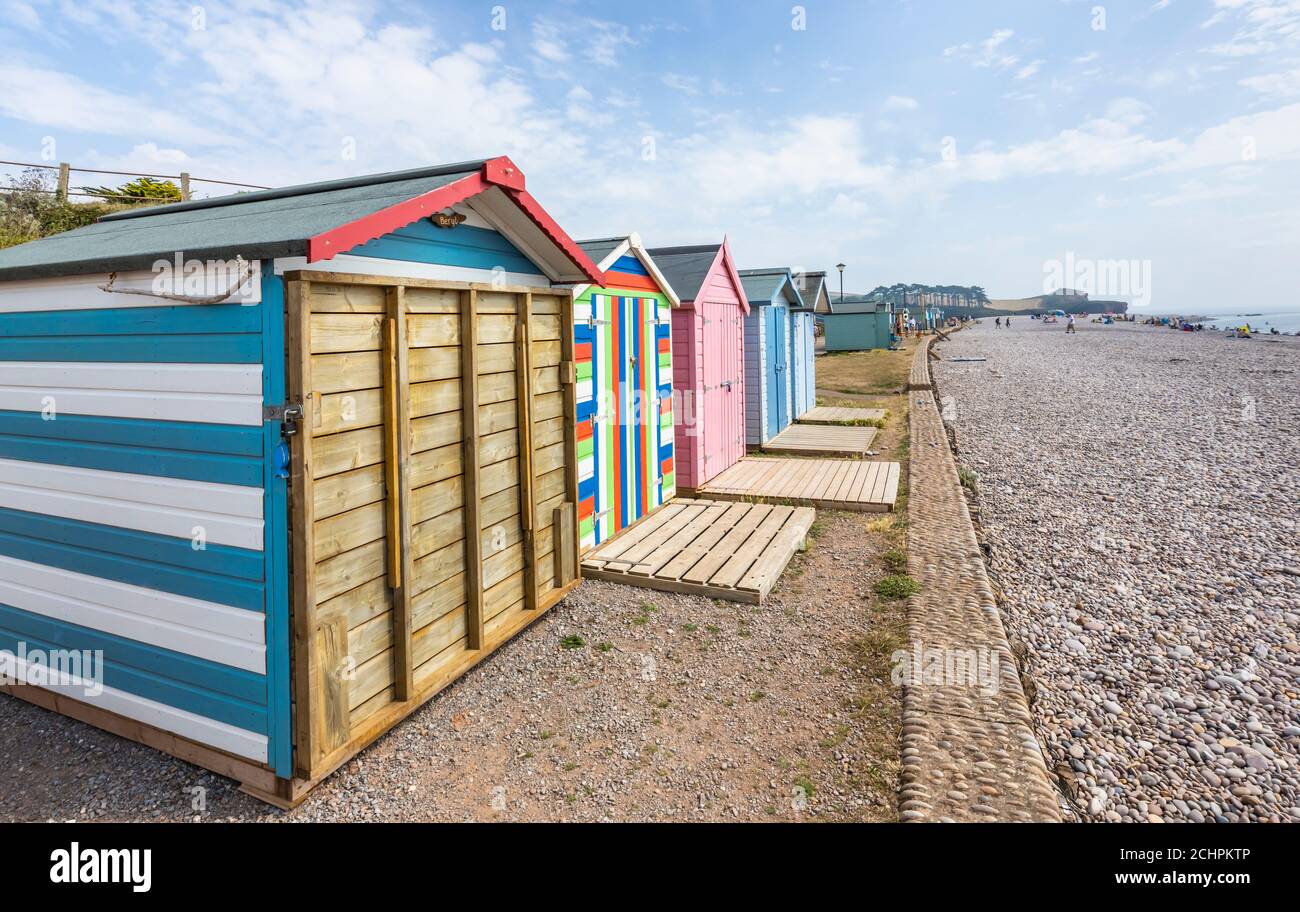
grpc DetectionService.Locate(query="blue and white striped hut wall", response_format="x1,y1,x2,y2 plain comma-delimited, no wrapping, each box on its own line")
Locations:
0,263,289,770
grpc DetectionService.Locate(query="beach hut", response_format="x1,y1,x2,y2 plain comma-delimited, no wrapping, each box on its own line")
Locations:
738,268,805,446
0,156,601,806
819,293,895,351
789,271,825,419
646,241,749,492
569,234,679,551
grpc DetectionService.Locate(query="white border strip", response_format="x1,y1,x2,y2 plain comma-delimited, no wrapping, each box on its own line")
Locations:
0,554,264,672
0,362,263,426
0,263,262,313
0,458,263,551
6,656,267,762
274,253,548,288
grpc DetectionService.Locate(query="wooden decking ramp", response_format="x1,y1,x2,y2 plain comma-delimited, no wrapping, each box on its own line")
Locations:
695,456,899,512
797,406,886,425
761,423,877,457
581,499,815,604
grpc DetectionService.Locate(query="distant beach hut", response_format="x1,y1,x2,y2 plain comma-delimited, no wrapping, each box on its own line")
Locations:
789,271,824,419
647,241,749,491
818,293,894,351
569,234,679,550
738,268,805,446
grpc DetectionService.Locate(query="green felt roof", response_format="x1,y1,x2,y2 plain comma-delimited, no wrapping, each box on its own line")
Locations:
0,161,487,281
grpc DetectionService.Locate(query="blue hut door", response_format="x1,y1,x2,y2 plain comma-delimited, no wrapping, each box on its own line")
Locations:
766,306,788,438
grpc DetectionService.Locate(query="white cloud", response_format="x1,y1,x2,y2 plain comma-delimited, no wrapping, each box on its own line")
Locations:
1074,51,1101,64
661,73,700,94
1202,0,1300,57
882,95,919,112
0,63,226,145
1,0,40,30
1015,60,1044,80
944,28,1020,70
1239,67,1300,97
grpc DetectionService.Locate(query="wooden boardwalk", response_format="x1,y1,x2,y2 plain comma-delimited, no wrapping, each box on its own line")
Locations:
581,499,815,604
797,406,886,425
761,423,877,457
695,457,899,512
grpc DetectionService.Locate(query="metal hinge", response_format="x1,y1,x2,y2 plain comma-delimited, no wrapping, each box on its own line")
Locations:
264,402,304,435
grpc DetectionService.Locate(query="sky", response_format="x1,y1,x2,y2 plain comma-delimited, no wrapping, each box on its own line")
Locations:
1,0,1298,313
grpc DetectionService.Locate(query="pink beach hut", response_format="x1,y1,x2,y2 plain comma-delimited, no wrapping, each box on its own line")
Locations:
647,240,750,491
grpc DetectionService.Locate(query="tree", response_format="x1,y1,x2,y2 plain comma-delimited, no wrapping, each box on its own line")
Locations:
80,176,183,203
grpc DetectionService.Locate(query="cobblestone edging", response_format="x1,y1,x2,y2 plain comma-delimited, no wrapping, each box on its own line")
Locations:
900,337,1062,822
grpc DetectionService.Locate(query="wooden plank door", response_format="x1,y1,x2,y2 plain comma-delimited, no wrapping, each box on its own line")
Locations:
286,276,579,781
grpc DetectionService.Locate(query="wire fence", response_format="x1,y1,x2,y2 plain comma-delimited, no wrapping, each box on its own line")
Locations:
0,159,271,203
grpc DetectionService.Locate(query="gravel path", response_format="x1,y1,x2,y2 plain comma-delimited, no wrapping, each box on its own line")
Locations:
0,510,903,822
934,320,1300,822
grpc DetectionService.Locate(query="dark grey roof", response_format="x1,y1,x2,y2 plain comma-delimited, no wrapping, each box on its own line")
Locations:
791,271,826,311
646,244,721,301
576,237,626,267
827,294,889,315
0,160,489,280
738,267,804,308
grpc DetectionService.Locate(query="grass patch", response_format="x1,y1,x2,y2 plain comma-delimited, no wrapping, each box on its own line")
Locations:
958,466,978,494
881,549,908,572
817,343,915,396
560,634,586,649
873,574,921,600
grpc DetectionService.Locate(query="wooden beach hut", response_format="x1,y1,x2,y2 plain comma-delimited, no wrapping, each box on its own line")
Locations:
646,241,749,492
0,156,600,806
738,268,805,446
788,271,824,419
568,234,679,551
819,293,895,351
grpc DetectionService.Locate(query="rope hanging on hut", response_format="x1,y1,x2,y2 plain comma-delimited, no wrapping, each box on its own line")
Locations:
96,256,255,304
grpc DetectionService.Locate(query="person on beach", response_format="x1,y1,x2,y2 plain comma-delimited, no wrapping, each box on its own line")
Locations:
996,317,1002,327
1066,314,1076,334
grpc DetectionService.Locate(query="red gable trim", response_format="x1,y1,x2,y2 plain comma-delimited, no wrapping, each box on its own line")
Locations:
306,156,603,284
502,186,603,284
307,172,486,263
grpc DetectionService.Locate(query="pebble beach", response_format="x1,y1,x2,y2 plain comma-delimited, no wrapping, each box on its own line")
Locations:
934,319,1300,822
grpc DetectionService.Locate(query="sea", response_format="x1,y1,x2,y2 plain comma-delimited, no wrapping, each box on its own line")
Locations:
1198,311,1300,334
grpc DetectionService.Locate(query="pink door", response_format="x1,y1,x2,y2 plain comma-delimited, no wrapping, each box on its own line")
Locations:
698,302,743,484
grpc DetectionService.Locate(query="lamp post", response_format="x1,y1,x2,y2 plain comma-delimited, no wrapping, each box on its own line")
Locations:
836,262,846,305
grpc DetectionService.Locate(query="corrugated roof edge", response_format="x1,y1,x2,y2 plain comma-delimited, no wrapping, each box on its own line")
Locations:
97,159,492,222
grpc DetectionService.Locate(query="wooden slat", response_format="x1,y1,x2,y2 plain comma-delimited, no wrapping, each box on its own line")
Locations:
761,423,878,458
580,500,809,605
559,287,580,583
460,289,483,650
516,293,538,610
287,278,318,776
628,502,730,576
386,285,414,701
710,505,793,589
797,406,886,425
698,457,898,511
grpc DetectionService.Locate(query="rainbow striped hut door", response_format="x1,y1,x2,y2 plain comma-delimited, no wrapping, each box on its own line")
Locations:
575,285,674,551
